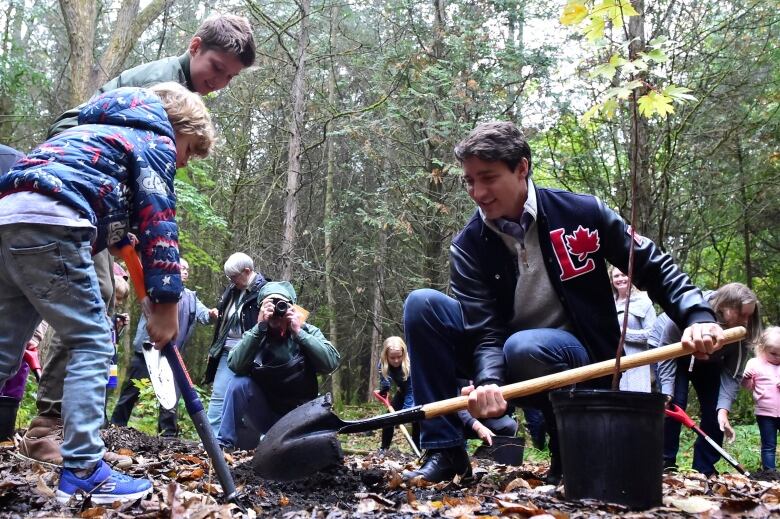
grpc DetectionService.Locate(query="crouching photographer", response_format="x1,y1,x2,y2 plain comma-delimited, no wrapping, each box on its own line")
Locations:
217,281,340,451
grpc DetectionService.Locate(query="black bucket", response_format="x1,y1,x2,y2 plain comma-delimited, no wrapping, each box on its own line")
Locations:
550,389,665,510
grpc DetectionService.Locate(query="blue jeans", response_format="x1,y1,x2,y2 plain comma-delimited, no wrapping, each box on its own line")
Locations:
217,375,280,448
0,224,112,469
756,415,780,470
206,349,235,434
663,357,722,475
404,289,590,450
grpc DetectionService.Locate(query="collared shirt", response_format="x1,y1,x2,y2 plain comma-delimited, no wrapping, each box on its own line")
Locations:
480,180,573,333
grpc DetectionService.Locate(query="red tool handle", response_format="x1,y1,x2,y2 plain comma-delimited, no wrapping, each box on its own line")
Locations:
664,403,696,428
23,348,42,381
119,244,147,301
372,390,391,409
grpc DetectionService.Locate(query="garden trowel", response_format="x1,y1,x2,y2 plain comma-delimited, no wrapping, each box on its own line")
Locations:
142,341,178,410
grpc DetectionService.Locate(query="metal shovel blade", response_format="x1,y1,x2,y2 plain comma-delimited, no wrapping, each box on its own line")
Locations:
142,342,178,410
252,393,426,480
252,394,345,480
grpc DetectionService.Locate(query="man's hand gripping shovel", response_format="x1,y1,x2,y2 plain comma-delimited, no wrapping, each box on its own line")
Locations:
118,241,244,507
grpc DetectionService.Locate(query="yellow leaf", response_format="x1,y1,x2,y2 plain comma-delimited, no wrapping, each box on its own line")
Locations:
602,98,618,119
581,104,601,125
560,1,588,25
637,90,675,118
619,0,639,17
584,15,605,41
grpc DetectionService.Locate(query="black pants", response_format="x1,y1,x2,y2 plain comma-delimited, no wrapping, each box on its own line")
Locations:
381,391,420,450
110,352,179,436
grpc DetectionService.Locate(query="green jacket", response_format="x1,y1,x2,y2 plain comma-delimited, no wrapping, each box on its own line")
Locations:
48,53,193,138
227,321,340,376
227,280,340,376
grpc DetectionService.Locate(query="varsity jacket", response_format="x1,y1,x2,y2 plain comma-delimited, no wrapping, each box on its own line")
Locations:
450,187,716,388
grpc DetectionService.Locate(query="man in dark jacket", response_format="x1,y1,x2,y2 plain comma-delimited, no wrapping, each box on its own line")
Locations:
20,14,256,465
205,252,267,433
402,121,726,484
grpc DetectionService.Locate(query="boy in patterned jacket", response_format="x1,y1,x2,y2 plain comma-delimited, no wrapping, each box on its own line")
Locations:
0,82,214,504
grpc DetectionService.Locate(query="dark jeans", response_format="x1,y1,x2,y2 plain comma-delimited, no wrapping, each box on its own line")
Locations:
110,352,178,436
403,289,590,452
381,390,420,449
756,415,780,470
523,407,547,448
663,357,722,475
217,375,282,450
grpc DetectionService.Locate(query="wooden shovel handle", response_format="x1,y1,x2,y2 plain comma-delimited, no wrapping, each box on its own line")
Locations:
422,326,746,419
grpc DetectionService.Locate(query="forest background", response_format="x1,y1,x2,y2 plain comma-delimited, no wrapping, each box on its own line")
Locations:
0,0,778,409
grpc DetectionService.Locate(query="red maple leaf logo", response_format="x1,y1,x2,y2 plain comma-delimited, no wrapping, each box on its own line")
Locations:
565,226,600,261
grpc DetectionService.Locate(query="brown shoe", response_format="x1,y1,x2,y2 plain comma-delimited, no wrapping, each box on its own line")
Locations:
20,415,63,464
21,415,132,469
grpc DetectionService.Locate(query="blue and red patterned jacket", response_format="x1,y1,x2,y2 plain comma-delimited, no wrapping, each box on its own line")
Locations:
450,187,716,388
0,87,182,303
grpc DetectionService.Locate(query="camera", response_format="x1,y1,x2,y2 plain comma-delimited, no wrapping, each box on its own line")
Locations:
272,299,290,318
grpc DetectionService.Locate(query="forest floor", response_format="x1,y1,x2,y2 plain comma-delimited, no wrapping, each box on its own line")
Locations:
2,422,780,518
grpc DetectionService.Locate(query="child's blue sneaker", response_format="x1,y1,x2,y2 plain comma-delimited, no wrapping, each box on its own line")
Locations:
56,460,152,504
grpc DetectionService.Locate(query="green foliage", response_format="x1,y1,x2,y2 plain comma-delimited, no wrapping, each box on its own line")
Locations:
121,378,205,441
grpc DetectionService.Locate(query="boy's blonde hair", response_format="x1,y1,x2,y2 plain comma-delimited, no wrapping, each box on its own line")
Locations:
150,82,215,158
380,336,410,381
756,326,780,356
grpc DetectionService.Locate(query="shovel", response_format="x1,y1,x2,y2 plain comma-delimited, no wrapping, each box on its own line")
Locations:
664,403,750,476
119,243,241,505
253,326,746,480
372,390,422,457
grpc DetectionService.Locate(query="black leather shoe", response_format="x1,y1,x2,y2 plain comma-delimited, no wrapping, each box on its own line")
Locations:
402,447,472,483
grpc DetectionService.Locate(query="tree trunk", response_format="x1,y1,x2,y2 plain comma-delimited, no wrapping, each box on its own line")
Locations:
627,0,651,237
280,0,310,279
421,0,448,290
367,225,387,400
89,0,174,91
59,0,171,108
324,3,341,403
59,0,97,105
736,140,752,288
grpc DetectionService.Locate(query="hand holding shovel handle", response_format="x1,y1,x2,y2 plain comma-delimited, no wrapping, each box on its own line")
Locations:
372,390,422,457
119,242,240,503
665,403,750,476
418,327,747,419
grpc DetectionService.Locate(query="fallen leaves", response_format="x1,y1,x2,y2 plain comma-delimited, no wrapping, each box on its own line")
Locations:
4,427,780,518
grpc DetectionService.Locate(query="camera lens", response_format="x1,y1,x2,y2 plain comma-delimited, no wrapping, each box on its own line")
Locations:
273,300,290,317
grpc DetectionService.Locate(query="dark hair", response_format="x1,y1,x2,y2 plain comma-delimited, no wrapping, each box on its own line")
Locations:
454,121,532,173
195,14,256,67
